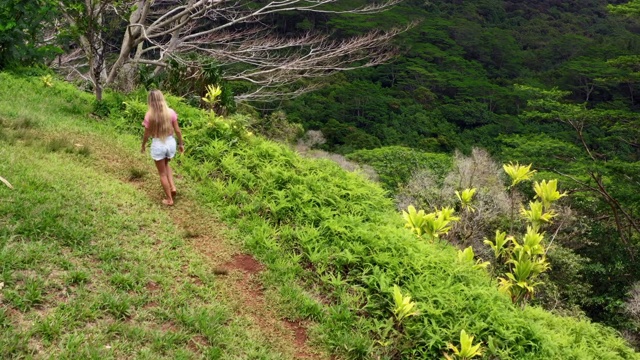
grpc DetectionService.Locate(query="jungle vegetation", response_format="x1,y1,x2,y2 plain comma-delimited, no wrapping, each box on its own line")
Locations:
2,0,640,356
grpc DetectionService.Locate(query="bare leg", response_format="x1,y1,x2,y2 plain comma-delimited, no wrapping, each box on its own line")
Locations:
154,159,173,205
165,158,177,197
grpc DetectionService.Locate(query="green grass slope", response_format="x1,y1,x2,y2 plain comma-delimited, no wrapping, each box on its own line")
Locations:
0,73,317,359
1,71,638,359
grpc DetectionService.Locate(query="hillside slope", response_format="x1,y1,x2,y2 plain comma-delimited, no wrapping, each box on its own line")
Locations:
0,73,324,359
0,71,638,359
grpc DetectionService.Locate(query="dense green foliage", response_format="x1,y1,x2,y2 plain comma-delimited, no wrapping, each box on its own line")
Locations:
281,0,640,153
0,73,301,359
0,0,60,68
4,0,640,350
79,73,636,358
269,0,640,336
346,146,452,191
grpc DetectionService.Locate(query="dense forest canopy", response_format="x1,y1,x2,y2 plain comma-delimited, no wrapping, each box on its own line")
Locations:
2,0,640,352
275,0,640,344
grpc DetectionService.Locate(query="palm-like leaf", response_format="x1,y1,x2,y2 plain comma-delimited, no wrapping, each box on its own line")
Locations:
448,330,483,359
503,162,536,187
392,285,419,321
520,201,556,231
458,247,490,270
405,206,460,241
455,188,477,212
533,179,567,210
483,230,511,259
458,247,475,263
202,84,223,106
424,208,459,240
521,226,545,256
403,205,426,236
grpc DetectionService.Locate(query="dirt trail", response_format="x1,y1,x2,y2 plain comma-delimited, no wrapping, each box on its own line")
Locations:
70,132,324,360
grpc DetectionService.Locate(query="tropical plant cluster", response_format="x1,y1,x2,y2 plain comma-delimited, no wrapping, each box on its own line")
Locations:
274,2,640,336
3,0,640,352
96,83,638,358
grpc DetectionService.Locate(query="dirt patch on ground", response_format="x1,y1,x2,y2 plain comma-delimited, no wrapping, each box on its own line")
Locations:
187,335,209,353
285,319,313,358
220,253,265,274
143,301,158,309
145,281,160,292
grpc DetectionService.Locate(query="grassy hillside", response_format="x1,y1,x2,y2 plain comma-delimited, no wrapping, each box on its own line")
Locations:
1,71,638,359
0,73,322,359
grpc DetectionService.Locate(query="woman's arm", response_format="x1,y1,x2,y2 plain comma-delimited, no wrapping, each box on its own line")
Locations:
172,119,184,154
141,127,150,153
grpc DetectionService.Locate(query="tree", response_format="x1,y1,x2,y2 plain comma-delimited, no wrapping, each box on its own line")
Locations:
608,0,640,16
56,0,407,101
515,85,640,259
0,0,59,68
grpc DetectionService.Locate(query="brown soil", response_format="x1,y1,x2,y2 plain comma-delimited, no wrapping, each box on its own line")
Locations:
285,319,311,353
187,335,209,353
145,281,161,292
220,253,265,274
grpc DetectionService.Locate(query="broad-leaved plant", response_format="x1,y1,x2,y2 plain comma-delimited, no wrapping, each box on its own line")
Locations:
444,329,483,360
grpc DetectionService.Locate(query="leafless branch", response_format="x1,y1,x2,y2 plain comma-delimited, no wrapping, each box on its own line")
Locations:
56,0,406,100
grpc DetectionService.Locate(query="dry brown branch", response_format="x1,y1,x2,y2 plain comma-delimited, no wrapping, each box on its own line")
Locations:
0,176,14,189
57,0,406,101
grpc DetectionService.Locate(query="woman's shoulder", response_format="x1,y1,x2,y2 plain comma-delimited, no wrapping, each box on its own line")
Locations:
142,111,151,127
168,108,178,122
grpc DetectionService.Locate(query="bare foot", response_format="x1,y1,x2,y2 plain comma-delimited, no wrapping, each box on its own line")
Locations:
171,188,177,197
162,199,174,206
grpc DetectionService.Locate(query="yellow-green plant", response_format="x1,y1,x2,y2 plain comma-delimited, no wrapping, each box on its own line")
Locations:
483,230,511,260
518,226,546,257
444,329,483,360
455,188,477,212
503,162,536,234
202,84,222,110
489,164,565,306
498,256,549,305
403,205,460,241
497,227,550,305
533,179,567,210
0,175,13,189
41,75,53,87
503,162,536,188
457,246,490,270
438,206,459,222
391,285,419,322
403,205,429,237
520,201,556,231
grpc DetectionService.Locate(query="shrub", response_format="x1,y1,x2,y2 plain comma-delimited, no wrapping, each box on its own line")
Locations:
87,79,640,359
396,148,510,254
174,121,638,358
252,110,304,144
347,146,452,191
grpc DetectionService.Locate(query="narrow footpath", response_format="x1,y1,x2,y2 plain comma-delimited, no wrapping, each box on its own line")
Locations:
61,129,325,360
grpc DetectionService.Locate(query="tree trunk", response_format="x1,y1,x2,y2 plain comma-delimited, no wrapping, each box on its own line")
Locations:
106,0,147,85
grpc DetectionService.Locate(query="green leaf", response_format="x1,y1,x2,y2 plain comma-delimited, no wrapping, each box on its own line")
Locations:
503,162,536,187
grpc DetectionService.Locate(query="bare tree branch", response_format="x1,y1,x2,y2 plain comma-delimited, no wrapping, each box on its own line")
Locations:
57,0,406,100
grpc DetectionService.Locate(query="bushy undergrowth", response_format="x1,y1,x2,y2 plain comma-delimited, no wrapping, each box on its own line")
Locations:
346,146,452,191
103,91,637,359
5,72,635,359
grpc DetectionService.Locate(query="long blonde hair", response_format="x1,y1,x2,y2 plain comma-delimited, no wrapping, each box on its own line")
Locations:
147,90,173,140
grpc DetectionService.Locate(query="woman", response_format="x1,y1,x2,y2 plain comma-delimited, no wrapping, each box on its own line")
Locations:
140,90,184,205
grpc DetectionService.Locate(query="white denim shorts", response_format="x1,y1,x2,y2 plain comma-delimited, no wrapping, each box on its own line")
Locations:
150,136,177,161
